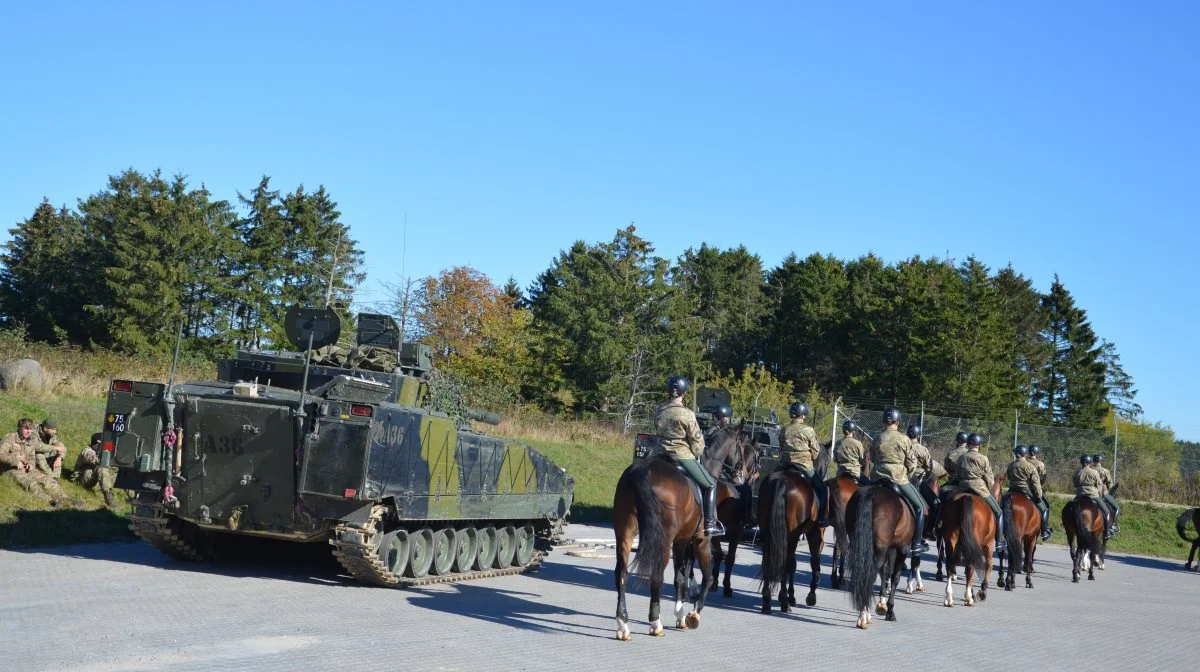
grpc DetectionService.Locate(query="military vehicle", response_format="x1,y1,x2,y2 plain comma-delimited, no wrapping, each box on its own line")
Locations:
103,308,574,587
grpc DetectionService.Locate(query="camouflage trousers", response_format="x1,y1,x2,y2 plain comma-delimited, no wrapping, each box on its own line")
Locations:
75,467,115,494
4,468,68,501
34,453,63,479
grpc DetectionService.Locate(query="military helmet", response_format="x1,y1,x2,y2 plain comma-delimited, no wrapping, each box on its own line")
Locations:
1080,454,1092,466
1093,453,1104,463
906,424,920,439
1029,444,1041,456
842,420,857,433
666,376,689,397
90,432,103,445
1014,445,1029,457
955,431,968,445
967,432,984,447
789,402,809,418
714,405,732,420
883,407,902,424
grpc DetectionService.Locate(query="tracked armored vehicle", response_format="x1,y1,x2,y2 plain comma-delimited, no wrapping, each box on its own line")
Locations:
103,308,574,587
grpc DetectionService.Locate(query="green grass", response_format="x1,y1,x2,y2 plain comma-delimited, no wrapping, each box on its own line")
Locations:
523,437,628,523
1045,493,1191,560
0,394,135,548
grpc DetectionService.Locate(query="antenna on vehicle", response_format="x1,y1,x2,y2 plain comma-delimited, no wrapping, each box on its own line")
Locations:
164,318,184,476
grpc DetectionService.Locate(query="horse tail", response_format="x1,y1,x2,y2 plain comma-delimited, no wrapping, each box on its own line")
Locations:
1178,508,1199,543
1074,498,1103,559
957,496,987,571
831,478,850,555
758,473,790,593
1004,494,1023,571
627,464,667,582
848,488,878,612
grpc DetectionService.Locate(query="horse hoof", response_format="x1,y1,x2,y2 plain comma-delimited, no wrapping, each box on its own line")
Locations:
780,602,790,614
944,599,953,608
875,603,887,616
1026,581,1033,589
616,630,632,641
1088,575,1095,581
917,585,926,593
761,605,772,615
788,596,797,607
856,622,869,630
885,611,897,622
805,593,816,607
978,591,987,602
685,612,701,629
723,587,733,598
1072,577,1079,583
934,573,943,582
651,627,665,637
997,578,1004,588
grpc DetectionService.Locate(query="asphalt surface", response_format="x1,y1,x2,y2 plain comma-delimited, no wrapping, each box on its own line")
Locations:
1,524,1194,672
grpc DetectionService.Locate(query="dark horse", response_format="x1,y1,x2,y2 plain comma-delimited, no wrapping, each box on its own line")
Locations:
1177,507,1200,571
703,426,760,598
997,491,1041,590
844,485,917,629
757,446,829,613
1062,494,1108,583
827,473,861,590
613,451,743,640
938,490,996,608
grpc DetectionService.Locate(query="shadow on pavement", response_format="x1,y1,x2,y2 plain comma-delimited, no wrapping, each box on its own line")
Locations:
406,582,613,639
1108,553,1194,574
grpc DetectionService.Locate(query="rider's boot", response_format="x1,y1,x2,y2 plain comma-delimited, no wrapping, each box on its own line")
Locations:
994,512,1008,553
1039,504,1052,541
924,502,941,541
910,506,928,557
814,477,830,527
1102,509,1114,540
702,487,725,538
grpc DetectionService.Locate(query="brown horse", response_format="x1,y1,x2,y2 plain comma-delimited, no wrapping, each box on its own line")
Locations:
1062,497,1106,583
1177,507,1200,571
939,490,996,607
827,473,861,590
935,476,1000,583
702,426,759,597
757,466,824,613
996,491,1040,590
845,485,917,629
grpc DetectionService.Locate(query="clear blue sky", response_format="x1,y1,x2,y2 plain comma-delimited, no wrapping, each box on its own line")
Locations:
2,2,1197,439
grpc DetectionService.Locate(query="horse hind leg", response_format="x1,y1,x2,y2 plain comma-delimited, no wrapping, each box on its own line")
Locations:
876,550,894,616
614,516,634,641
805,529,821,606
885,548,904,622
685,537,713,630
722,537,738,598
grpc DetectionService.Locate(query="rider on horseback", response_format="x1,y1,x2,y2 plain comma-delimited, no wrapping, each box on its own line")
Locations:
1091,453,1120,536
1074,454,1113,540
703,405,735,449
929,431,969,538
1027,445,1053,537
869,408,927,557
955,433,1007,553
780,402,829,527
834,420,867,484
656,376,724,537
907,424,946,541
1006,446,1052,541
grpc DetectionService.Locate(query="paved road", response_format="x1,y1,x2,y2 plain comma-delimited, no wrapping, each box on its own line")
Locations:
1,525,1194,672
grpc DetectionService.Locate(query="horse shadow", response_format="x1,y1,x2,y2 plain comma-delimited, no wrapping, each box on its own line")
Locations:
1107,553,1195,574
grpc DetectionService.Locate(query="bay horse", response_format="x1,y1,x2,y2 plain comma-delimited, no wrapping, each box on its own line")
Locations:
939,489,996,608
1062,496,1106,583
1177,507,1200,571
827,473,861,590
844,485,917,629
702,425,759,598
756,450,828,613
996,491,1040,590
935,476,1000,583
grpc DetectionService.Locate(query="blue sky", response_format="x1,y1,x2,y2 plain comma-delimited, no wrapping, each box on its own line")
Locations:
2,2,1197,439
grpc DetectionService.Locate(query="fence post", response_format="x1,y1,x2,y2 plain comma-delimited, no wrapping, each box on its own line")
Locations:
919,401,925,440
1013,409,1020,450
1113,418,1119,481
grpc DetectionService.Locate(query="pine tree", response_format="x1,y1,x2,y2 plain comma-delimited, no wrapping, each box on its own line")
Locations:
763,253,849,392
1099,339,1141,421
1033,276,1110,427
0,200,89,342
674,244,769,376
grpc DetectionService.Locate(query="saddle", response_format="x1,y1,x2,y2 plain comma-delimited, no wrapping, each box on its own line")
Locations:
876,479,921,518
654,453,703,508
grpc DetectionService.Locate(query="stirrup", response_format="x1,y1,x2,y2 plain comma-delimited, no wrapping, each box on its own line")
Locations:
705,521,726,537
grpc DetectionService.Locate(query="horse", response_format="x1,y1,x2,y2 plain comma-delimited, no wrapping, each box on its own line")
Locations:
827,473,861,590
756,443,830,613
702,425,760,598
844,485,917,629
1062,496,1106,583
901,474,941,595
938,486,997,608
996,491,1040,590
1177,507,1200,571
934,476,1000,584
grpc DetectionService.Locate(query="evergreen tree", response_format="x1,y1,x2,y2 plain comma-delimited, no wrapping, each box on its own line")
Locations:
764,253,849,392
673,244,769,376
0,200,89,343
1099,339,1142,421
1033,276,1110,427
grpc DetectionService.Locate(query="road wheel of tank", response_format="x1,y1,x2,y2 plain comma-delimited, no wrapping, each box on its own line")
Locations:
514,524,536,566
431,528,456,575
475,526,497,570
377,530,410,578
494,525,517,569
405,528,435,578
453,528,478,572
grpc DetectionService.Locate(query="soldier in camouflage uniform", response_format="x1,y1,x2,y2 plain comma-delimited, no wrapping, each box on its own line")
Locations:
869,408,926,556
955,433,1006,552
655,376,723,537
1091,453,1119,536
1027,445,1053,537
943,432,970,487
834,420,866,483
71,432,116,508
1006,446,1051,541
779,402,829,527
34,418,67,479
0,418,74,506
907,424,946,541
1073,454,1113,540
703,405,735,451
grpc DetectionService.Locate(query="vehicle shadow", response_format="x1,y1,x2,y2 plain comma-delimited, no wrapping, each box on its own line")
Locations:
405,582,613,639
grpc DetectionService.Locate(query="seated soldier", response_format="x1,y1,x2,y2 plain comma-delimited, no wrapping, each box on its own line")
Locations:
1006,446,1051,541
71,432,116,508
956,433,1007,552
703,405,735,453
1027,445,1054,537
906,424,945,540
0,418,76,506
834,420,868,484
870,408,927,556
34,418,67,479
656,375,723,537
1073,454,1113,540
779,401,829,527
1092,453,1119,535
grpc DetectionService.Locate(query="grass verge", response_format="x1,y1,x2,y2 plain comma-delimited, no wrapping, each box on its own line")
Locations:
1045,493,1191,561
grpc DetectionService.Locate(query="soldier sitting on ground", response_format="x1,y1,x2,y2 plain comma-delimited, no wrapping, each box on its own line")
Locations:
0,418,76,507
71,432,116,508
34,418,66,479
779,402,830,527
1073,454,1114,540
955,433,1007,552
1006,445,1051,541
